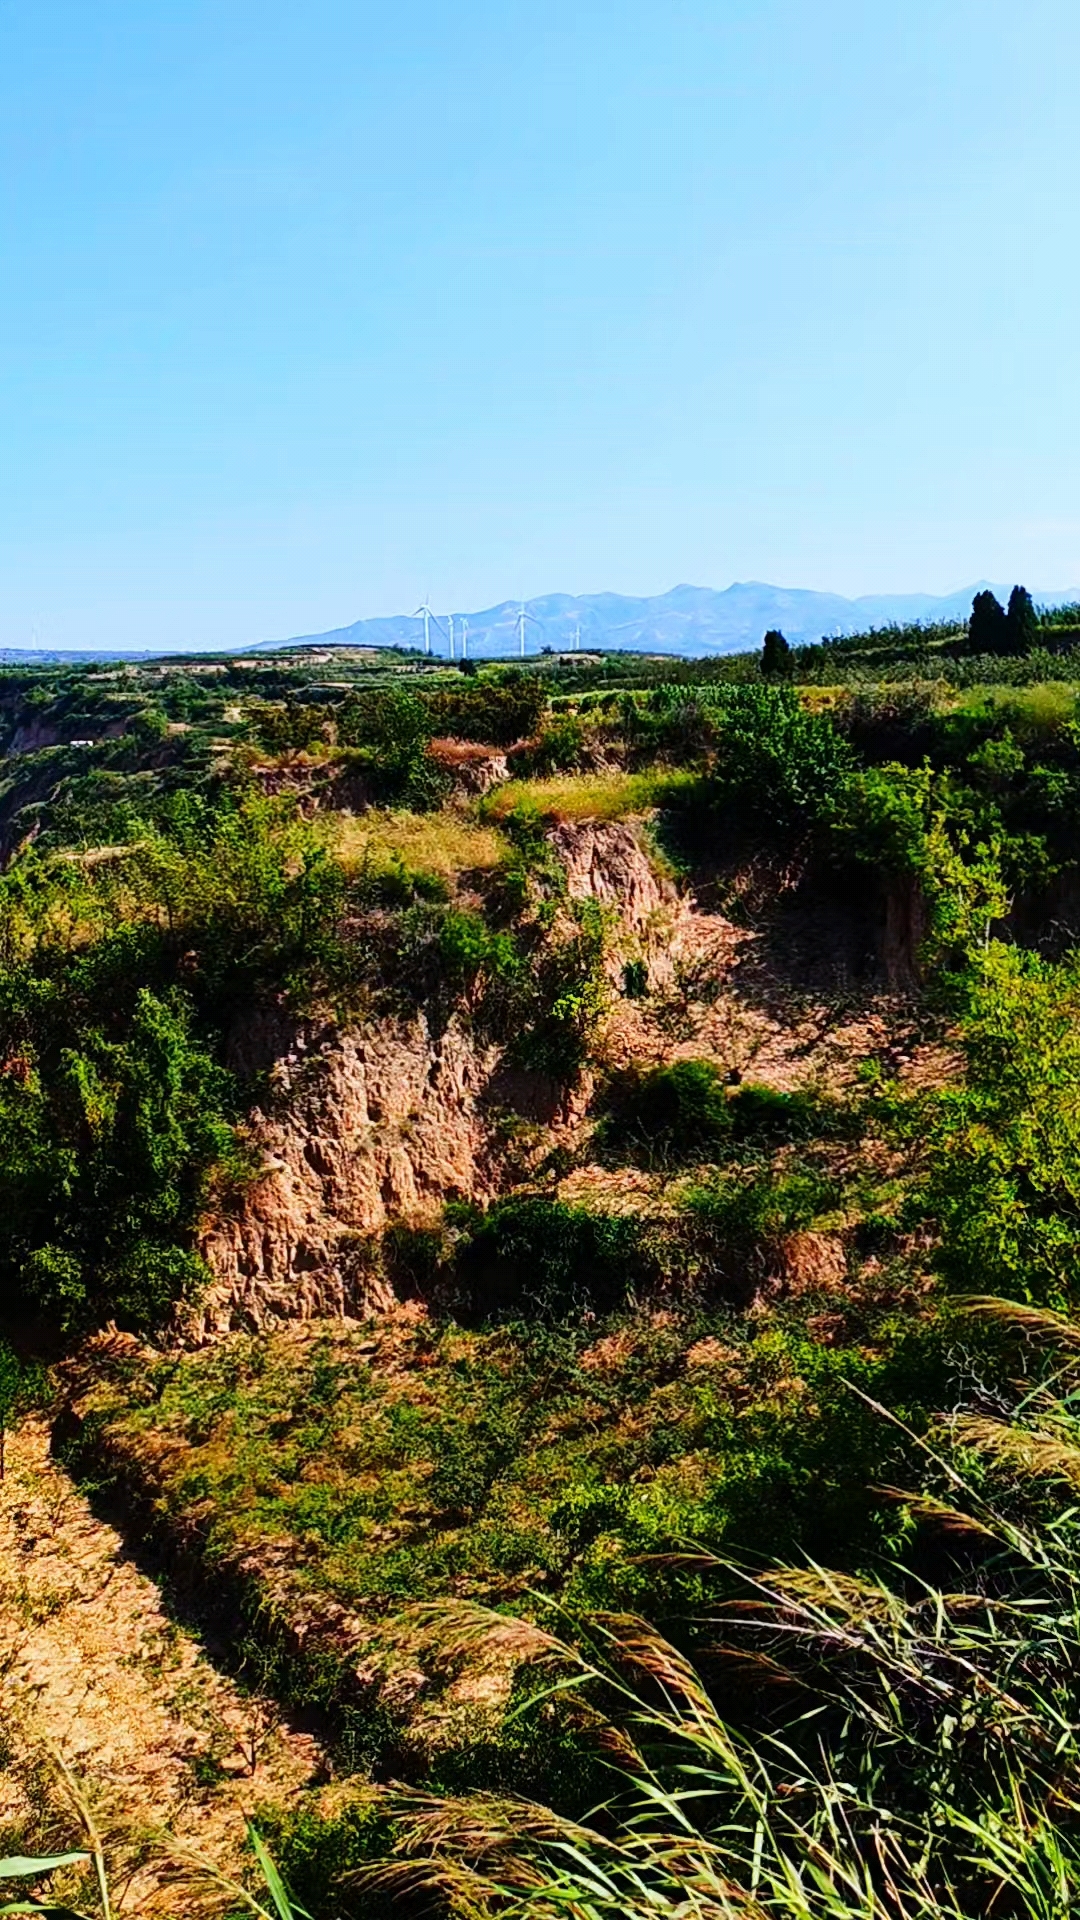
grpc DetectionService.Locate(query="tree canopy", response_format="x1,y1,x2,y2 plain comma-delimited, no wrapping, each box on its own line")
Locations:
761,628,793,679
1006,584,1039,654
968,589,1009,655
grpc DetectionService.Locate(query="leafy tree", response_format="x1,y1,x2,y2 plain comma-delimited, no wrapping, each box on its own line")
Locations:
0,794,363,1331
693,685,856,841
968,588,1009,655
761,628,793,680
0,984,244,1329
1006,582,1039,653
129,705,169,744
926,943,1080,1306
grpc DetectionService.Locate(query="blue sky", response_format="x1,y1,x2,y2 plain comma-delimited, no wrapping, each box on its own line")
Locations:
2,0,1079,650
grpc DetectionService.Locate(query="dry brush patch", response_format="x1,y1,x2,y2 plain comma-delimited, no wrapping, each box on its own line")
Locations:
332,806,507,882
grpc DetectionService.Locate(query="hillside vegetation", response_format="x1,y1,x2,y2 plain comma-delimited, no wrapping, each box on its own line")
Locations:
5,610,1080,1913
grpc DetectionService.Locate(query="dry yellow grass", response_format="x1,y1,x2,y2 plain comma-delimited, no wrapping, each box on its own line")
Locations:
333,808,506,878
481,767,696,823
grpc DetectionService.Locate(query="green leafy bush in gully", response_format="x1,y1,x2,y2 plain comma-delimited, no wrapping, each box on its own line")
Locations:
925,942,1080,1308
335,686,449,808
0,779,609,1329
386,798,609,1080
447,1195,654,1319
598,1059,855,1169
0,793,358,1331
597,1058,734,1166
0,982,241,1329
691,683,856,835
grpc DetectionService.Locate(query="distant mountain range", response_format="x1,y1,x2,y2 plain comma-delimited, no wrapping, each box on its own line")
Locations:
274,580,1080,661
5,581,1080,664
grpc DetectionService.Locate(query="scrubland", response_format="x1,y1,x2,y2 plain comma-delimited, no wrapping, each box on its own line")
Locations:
3,621,1080,1912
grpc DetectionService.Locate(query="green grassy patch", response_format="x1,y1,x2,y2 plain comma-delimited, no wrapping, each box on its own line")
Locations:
76,1275,945,1690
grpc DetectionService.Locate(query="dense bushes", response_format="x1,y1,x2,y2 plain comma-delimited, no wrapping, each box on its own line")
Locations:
926,943,1080,1307
0,777,613,1330
418,673,547,745
450,1196,653,1319
598,1061,852,1168
249,675,550,800
0,985,244,1329
0,794,364,1329
386,886,607,1079
639,684,857,854
598,1058,733,1165
335,687,449,808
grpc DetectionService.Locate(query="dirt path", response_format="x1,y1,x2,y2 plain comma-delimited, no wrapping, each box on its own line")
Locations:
0,1417,323,1913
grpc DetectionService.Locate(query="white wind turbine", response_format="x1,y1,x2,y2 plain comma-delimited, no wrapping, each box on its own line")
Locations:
414,595,434,655
516,599,543,659
415,595,456,659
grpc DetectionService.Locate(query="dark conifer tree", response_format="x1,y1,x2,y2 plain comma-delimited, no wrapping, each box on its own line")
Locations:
761,629,794,679
1006,584,1038,654
968,589,1009,655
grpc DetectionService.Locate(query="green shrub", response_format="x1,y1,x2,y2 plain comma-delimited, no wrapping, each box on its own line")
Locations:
455,1197,653,1320
512,714,590,776
727,1081,855,1144
251,1797,394,1918
0,983,244,1330
926,942,1080,1307
419,674,547,746
681,1164,839,1297
0,793,374,1330
598,1058,732,1166
335,687,449,808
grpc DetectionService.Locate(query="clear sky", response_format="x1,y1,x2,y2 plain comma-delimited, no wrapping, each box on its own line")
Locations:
2,0,1080,650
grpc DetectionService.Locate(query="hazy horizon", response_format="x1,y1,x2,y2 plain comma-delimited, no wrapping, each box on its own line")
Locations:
5,575,1078,662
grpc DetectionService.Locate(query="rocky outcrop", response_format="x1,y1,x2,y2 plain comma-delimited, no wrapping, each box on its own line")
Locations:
428,738,510,799
549,816,746,1004
549,818,676,938
192,1014,503,1341
190,826,670,1341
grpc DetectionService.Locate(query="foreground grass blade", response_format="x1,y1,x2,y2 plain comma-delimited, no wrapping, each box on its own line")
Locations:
0,1867,88,1884
248,1826,312,1920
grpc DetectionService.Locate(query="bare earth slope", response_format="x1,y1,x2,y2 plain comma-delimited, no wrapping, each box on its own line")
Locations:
0,1418,321,1912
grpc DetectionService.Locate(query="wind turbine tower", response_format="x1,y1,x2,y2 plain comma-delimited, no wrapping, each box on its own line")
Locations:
514,601,544,658
414,596,433,655
448,614,455,661
461,618,469,660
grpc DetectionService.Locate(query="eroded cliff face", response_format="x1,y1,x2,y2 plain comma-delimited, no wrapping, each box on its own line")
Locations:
190,815,922,1342
192,1014,503,1340
548,816,709,990
190,821,670,1341
550,818,674,935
